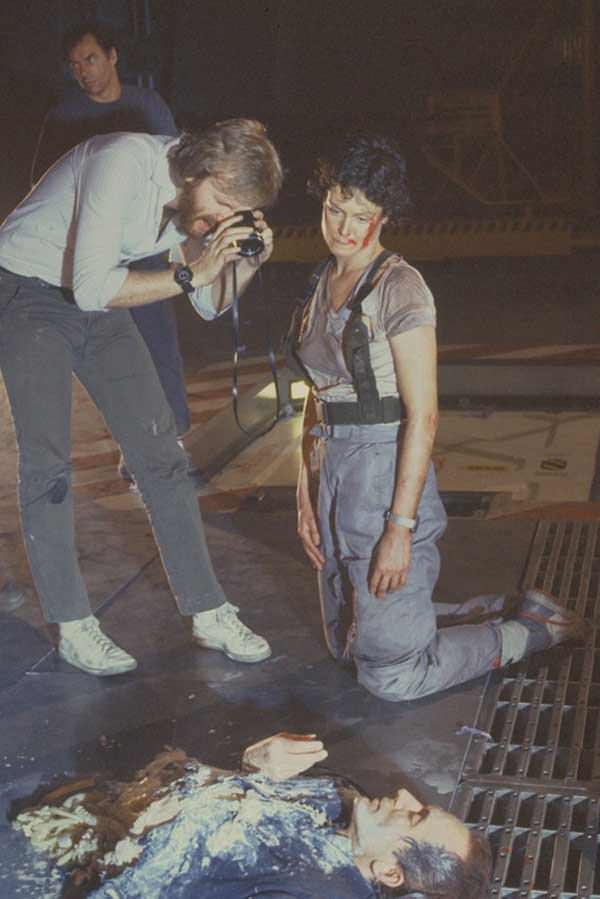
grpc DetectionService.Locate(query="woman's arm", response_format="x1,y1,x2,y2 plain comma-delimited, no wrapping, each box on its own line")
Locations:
368,324,438,598
296,390,325,570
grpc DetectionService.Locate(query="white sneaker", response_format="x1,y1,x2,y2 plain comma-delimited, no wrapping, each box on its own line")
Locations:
192,602,271,663
58,616,138,676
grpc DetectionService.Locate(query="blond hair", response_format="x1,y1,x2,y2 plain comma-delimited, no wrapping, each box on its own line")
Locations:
169,119,283,208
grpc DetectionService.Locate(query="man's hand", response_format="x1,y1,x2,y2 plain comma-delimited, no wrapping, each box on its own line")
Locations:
243,210,274,268
187,211,273,286
241,733,328,781
186,212,255,286
297,494,325,571
368,525,412,598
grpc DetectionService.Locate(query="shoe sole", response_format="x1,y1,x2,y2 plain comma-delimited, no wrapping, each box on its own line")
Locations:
520,590,586,646
193,636,272,664
58,648,138,676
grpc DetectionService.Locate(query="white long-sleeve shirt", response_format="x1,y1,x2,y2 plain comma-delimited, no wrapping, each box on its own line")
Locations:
0,132,215,316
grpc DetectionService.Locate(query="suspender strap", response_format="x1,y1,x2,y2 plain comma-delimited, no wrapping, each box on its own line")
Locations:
283,257,332,387
303,257,332,305
347,250,395,313
344,250,395,424
286,249,400,425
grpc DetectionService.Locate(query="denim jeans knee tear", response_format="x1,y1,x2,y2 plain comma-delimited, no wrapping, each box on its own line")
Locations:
49,477,68,504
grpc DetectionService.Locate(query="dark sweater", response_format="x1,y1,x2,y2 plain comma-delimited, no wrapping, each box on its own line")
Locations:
31,84,177,184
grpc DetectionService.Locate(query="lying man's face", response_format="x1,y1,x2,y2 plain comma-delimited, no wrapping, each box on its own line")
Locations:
350,787,471,889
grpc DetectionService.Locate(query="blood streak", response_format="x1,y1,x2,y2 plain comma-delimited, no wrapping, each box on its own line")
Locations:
362,216,380,248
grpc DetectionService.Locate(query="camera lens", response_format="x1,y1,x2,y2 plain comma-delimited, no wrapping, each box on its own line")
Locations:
238,234,265,257
235,210,265,257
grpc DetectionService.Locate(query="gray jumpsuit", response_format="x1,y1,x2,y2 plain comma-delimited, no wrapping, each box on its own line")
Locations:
299,258,502,701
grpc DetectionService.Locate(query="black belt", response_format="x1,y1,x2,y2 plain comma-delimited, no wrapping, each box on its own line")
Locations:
316,396,403,426
58,287,77,304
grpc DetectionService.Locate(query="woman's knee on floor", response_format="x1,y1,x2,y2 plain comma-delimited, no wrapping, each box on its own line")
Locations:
355,653,433,702
350,581,437,663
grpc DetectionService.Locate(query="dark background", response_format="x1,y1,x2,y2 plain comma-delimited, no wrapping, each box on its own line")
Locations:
0,0,597,221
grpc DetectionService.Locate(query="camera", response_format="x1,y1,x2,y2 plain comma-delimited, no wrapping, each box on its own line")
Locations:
235,210,265,257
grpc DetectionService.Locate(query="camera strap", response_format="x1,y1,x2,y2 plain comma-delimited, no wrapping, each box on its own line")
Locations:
230,263,281,437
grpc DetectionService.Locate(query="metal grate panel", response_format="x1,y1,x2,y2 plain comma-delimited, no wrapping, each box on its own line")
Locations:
454,784,600,898
454,521,600,897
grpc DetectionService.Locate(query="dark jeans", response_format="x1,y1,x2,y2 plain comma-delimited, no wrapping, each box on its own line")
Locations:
0,268,225,623
129,255,190,436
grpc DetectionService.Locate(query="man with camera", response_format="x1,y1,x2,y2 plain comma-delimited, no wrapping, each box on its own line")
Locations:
0,118,282,676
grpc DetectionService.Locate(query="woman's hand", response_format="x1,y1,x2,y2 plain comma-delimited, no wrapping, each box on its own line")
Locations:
367,324,438,599
297,492,325,570
241,733,328,781
369,525,412,598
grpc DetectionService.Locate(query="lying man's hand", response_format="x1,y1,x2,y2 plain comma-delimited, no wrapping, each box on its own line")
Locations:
241,733,328,781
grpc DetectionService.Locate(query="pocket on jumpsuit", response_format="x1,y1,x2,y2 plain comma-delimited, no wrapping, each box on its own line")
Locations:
369,440,399,513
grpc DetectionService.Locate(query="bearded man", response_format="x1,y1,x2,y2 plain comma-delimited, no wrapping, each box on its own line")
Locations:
0,119,282,676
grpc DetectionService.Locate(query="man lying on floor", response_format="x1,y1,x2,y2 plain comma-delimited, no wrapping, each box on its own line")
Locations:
14,733,491,898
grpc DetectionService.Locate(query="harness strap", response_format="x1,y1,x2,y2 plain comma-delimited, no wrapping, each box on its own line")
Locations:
289,249,399,424
347,250,395,313
283,257,332,388
343,250,395,424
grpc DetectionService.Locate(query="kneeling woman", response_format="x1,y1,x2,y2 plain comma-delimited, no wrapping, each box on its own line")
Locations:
293,132,580,702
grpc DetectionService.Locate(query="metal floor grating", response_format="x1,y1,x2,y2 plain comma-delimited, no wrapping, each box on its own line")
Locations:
453,521,600,898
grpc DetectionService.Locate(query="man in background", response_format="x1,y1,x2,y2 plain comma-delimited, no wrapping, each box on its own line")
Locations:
32,21,199,486
31,21,175,180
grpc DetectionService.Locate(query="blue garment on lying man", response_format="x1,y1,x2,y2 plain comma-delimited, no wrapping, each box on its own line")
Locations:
90,771,376,899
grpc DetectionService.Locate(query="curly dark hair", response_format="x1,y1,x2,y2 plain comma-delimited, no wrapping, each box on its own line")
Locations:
308,131,412,223
378,828,492,898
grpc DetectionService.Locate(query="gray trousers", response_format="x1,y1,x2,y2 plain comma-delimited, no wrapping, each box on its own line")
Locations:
0,268,225,623
129,254,190,437
316,423,502,702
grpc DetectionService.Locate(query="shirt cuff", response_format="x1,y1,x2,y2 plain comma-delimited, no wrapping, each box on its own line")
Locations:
188,285,220,320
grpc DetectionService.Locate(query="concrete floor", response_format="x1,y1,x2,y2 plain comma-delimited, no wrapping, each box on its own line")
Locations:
0,499,535,896
1,254,599,896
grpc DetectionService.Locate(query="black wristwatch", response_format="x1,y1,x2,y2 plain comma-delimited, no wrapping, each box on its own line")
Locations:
173,265,195,296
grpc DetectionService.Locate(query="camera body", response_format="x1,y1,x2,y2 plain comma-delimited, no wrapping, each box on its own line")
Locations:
236,210,265,257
